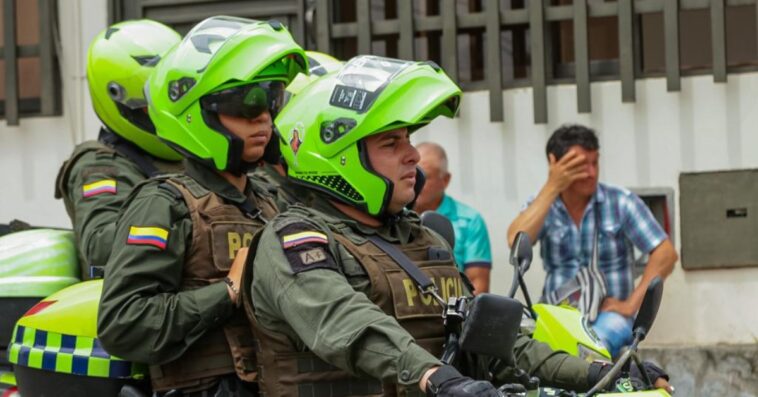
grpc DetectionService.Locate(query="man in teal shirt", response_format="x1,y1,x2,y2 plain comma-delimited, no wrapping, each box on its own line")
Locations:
414,142,492,293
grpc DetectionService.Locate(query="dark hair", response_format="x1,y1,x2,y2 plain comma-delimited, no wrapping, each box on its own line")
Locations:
545,124,599,160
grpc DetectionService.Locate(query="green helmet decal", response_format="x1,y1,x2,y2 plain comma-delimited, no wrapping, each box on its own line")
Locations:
87,19,182,161
146,16,308,173
276,55,462,216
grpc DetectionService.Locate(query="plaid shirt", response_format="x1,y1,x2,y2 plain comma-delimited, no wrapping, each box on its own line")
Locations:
526,183,667,300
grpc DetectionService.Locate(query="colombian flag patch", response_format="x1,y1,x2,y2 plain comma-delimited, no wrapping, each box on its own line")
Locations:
282,231,328,249
127,226,169,250
82,179,117,198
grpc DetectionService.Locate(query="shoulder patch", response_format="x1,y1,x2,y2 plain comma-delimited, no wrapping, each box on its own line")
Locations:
127,226,169,250
82,179,117,198
282,230,328,249
277,223,337,274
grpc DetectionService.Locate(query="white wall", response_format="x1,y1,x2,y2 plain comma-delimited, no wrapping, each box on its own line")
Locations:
1,0,755,346
0,0,107,228
414,73,758,346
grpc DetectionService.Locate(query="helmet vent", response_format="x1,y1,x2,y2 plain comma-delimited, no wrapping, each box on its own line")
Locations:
303,174,363,202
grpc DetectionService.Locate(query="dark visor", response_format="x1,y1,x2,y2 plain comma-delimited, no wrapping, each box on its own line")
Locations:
200,81,286,119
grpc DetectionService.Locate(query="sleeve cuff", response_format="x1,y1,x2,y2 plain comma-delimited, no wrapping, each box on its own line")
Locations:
463,261,492,269
195,281,235,328
396,343,442,386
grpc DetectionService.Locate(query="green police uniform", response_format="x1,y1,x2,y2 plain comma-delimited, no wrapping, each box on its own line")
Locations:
98,160,277,392
55,130,182,276
248,197,593,397
252,163,316,211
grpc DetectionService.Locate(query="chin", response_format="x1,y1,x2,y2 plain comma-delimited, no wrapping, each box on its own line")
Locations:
242,150,265,163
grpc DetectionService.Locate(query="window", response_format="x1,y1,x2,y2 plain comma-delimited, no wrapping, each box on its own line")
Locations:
0,0,61,125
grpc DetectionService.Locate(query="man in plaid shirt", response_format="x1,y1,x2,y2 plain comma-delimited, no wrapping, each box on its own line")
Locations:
507,124,678,356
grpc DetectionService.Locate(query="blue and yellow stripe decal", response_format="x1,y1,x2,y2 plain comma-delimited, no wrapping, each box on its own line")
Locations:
7,325,146,379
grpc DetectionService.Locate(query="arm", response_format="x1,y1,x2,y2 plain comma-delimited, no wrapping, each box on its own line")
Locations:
464,267,490,295
251,224,441,388
67,154,143,268
602,239,677,316
462,214,492,294
97,185,235,364
601,193,678,316
507,151,589,247
496,334,591,391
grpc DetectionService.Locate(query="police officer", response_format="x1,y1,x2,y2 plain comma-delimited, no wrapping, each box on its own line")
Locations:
97,17,307,396
55,20,183,278
246,55,670,397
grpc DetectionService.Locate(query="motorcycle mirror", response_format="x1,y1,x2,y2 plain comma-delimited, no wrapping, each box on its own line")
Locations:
509,231,532,273
459,293,521,367
632,276,664,341
420,211,455,249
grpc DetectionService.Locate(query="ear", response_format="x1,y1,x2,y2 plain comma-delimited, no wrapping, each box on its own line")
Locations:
442,172,451,188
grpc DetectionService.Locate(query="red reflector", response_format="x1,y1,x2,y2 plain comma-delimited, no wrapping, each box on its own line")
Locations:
23,300,57,317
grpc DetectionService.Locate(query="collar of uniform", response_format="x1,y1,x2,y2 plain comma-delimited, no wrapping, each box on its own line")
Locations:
307,196,418,244
261,163,287,186
184,159,253,205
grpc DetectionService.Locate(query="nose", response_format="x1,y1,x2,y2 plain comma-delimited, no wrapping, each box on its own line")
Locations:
405,142,420,166
587,163,598,178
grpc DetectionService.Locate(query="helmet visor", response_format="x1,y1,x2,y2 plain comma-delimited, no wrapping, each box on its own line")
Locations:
329,55,411,114
200,81,287,119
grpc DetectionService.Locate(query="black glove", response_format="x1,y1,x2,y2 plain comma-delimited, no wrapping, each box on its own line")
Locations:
426,365,500,397
587,361,669,392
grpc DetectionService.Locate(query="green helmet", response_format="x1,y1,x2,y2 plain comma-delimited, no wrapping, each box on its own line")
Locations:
285,51,343,97
276,55,462,216
87,19,182,161
146,16,308,174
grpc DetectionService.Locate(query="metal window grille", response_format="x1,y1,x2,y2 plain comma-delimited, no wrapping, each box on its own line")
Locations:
0,0,61,126
110,0,758,124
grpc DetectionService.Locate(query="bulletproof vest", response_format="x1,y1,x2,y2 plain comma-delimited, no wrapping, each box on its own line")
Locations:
247,209,463,397
149,174,278,392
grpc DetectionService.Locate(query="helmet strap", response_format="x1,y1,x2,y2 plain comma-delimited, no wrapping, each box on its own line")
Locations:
201,108,259,176
405,166,426,211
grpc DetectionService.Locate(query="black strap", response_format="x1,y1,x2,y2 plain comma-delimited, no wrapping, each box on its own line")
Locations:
366,235,436,294
98,128,161,177
426,365,463,396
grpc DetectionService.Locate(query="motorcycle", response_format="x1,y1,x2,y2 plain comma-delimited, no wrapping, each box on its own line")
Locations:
417,213,669,396
0,228,146,397
0,228,81,396
508,231,611,362
443,274,670,396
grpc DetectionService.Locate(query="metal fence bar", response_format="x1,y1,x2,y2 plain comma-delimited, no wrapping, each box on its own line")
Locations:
316,0,331,53
486,0,503,121
398,0,414,60
441,0,458,82
530,0,548,123
356,0,371,54
574,0,591,113
39,0,56,116
710,0,727,82
619,0,635,102
4,0,19,125
664,0,681,91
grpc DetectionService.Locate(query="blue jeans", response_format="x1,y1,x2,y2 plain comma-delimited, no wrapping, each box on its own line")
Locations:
592,311,633,358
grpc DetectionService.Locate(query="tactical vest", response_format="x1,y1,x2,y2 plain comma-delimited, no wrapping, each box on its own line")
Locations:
247,210,464,397
149,174,278,392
